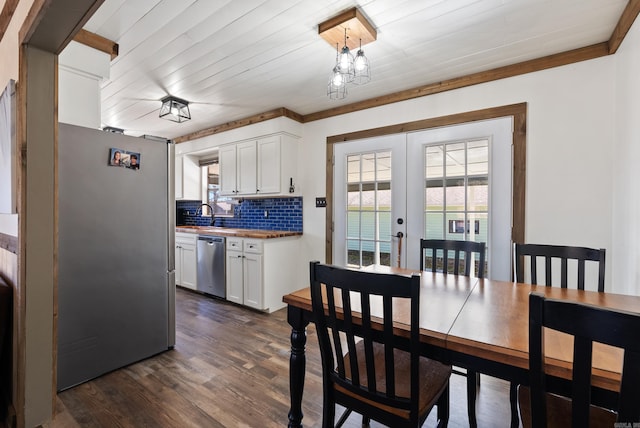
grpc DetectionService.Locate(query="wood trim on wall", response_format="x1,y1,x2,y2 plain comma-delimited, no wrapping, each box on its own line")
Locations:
608,0,640,54
16,42,28,428
174,108,303,143
325,103,527,268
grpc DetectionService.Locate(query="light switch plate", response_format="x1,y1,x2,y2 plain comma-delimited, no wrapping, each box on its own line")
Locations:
316,197,327,208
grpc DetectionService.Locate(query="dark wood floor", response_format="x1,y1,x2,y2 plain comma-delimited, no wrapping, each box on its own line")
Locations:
44,287,518,427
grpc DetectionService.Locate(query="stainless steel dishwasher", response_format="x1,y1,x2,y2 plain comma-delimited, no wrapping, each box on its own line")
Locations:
196,235,226,298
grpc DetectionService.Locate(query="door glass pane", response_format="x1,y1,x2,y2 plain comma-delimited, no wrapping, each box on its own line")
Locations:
425,212,444,239
467,140,489,175
377,152,392,181
347,211,360,239
445,178,465,211
344,150,392,268
425,179,443,211
347,183,361,208
445,143,465,177
377,182,391,211
347,155,360,183
361,211,375,241
425,146,444,178
347,239,361,266
468,176,488,211
361,153,375,182
469,212,488,243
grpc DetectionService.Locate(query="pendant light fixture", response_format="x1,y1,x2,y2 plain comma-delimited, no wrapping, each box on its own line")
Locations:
318,7,376,100
336,28,355,84
327,44,348,100
159,96,191,123
353,38,371,85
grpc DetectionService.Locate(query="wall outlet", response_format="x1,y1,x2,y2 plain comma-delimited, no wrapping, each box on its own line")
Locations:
316,197,327,208
264,210,268,218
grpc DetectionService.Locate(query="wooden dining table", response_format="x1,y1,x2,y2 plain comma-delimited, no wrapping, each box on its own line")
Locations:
282,265,639,428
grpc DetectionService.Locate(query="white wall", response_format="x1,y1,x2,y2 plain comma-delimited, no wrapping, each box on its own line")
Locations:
58,41,110,129
612,19,640,296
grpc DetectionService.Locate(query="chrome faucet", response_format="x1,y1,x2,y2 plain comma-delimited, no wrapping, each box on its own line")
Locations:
196,203,216,226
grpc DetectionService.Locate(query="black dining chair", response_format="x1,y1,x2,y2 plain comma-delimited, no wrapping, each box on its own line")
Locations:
519,292,640,427
514,243,606,292
419,239,485,427
309,261,451,428
510,243,607,427
419,239,486,278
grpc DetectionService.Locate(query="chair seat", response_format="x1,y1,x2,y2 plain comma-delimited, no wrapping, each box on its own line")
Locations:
338,341,451,420
518,385,617,428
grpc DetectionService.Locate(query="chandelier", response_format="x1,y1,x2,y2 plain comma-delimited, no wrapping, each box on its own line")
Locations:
319,8,376,100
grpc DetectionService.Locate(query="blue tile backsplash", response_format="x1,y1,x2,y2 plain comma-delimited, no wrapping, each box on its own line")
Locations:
177,197,303,232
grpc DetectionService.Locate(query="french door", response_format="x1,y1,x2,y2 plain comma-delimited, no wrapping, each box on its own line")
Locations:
333,135,407,268
333,117,513,280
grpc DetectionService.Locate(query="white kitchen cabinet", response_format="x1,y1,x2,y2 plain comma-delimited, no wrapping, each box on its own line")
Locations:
225,235,301,313
257,136,281,194
175,154,201,200
237,140,258,195
225,237,244,304
225,237,263,310
175,232,197,290
219,133,298,197
219,144,238,196
220,140,257,196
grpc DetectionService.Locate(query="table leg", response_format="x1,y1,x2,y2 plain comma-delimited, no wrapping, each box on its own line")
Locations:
287,305,309,428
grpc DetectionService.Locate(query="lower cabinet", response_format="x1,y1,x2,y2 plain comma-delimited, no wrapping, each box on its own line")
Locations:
226,235,300,313
176,232,197,290
226,237,263,310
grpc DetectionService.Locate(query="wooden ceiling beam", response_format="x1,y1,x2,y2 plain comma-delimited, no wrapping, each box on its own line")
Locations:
0,0,19,42
73,28,119,60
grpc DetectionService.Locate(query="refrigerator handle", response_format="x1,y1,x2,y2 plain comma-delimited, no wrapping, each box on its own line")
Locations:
167,141,176,272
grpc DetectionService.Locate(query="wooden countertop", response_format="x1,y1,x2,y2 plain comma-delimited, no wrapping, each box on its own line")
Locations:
176,226,302,239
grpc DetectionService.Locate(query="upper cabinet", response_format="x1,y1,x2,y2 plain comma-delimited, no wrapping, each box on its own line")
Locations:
219,133,298,197
175,154,201,200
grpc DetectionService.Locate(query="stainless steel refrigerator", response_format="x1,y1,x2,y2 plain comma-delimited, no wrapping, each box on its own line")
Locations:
57,123,175,391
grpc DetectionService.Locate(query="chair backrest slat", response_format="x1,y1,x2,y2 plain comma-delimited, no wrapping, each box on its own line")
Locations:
310,261,422,422
515,243,605,292
528,293,640,427
420,239,486,278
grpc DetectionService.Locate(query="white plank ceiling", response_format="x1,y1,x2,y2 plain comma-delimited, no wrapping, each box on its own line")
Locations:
82,0,629,139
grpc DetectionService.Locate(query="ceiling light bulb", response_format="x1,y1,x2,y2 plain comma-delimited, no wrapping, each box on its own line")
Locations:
339,49,351,68
354,52,366,71
331,69,344,86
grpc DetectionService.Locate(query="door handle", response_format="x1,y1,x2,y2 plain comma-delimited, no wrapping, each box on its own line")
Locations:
395,232,404,268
